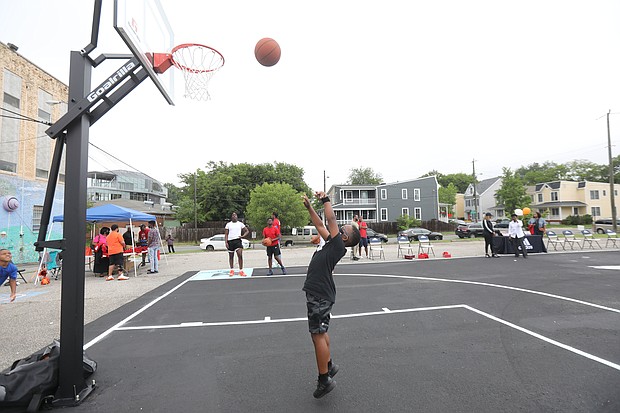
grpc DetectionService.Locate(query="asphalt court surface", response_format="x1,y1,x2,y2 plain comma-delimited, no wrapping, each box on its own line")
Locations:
69,251,619,412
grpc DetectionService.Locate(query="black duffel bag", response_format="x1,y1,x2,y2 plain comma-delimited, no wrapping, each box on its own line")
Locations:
0,340,96,412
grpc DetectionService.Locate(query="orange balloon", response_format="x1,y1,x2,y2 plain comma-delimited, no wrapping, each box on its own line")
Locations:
523,207,531,215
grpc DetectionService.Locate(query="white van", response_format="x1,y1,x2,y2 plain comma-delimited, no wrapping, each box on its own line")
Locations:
281,226,318,246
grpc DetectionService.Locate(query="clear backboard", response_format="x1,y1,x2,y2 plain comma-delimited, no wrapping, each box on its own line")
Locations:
114,0,174,105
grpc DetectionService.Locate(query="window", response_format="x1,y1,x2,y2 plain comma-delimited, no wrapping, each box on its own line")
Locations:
573,207,579,215
591,206,601,217
551,192,558,201
380,189,387,200
551,208,560,216
380,208,388,221
465,199,471,207
414,188,421,201
402,208,409,217
414,207,422,220
32,205,44,232
603,190,607,196
590,190,599,200
537,194,543,202
401,189,408,200
1,70,22,173
36,90,53,179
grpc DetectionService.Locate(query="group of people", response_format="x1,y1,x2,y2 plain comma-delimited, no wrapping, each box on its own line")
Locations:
91,221,162,280
483,211,547,259
223,211,287,276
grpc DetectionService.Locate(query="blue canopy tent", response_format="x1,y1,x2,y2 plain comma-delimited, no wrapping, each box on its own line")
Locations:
52,204,156,224
50,205,159,279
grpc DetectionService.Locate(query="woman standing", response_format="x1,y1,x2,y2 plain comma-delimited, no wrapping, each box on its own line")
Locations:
92,227,110,276
530,212,547,235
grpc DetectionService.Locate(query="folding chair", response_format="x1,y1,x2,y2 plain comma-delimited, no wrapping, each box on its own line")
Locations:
396,236,414,258
562,230,580,250
369,237,385,260
580,229,601,249
46,250,62,280
3,268,27,286
605,229,620,248
545,231,565,251
417,235,435,257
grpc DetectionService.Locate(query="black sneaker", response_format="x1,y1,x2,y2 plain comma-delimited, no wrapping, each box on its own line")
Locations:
313,376,336,399
328,363,339,378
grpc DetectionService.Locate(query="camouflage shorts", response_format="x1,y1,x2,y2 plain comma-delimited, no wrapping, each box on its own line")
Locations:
306,292,333,334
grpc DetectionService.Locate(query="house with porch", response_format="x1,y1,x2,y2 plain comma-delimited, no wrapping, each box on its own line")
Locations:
463,176,502,222
326,176,440,225
527,180,620,222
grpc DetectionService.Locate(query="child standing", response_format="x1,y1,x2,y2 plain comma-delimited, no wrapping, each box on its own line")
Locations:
302,191,360,398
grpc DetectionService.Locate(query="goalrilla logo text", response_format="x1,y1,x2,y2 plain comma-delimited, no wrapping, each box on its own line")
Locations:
87,61,136,102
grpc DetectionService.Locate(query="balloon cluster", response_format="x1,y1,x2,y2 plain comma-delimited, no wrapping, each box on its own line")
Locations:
514,207,532,216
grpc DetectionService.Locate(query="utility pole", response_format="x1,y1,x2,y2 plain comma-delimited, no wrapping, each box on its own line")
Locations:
607,110,618,232
472,159,478,222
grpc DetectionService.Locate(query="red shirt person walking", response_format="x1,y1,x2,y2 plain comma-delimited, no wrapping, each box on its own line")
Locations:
262,218,287,275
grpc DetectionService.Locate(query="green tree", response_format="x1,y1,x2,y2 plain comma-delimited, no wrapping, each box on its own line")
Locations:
176,162,312,224
421,171,474,193
495,168,530,215
438,183,458,215
347,167,383,185
245,183,310,231
396,214,420,231
163,182,182,205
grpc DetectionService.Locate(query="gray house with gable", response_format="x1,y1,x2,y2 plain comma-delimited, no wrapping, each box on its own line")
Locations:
376,176,439,222
326,176,440,225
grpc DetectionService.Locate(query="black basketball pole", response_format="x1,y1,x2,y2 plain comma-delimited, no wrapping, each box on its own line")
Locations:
52,49,94,406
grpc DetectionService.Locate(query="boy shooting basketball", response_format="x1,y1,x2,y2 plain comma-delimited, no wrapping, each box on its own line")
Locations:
302,191,360,398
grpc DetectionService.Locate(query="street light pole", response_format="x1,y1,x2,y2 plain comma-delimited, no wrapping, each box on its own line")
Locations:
607,110,618,232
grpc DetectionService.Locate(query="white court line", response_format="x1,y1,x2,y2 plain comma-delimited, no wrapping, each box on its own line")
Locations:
84,272,620,351
84,276,195,350
112,303,620,372
464,305,620,372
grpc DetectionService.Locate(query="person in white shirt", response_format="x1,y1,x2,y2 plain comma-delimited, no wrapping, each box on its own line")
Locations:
225,212,250,276
508,213,528,259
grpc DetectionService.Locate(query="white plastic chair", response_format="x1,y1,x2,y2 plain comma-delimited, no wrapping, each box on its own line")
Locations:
369,237,385,260
605,229,620,248
417,235,435,257
545,231,565,251
396,236,414,258
562,230,580,250
580,230,601,249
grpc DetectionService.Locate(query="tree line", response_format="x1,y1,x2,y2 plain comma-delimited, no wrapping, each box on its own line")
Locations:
164,159,618,228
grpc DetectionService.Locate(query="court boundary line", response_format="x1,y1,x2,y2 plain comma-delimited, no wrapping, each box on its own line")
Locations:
110,303,620,372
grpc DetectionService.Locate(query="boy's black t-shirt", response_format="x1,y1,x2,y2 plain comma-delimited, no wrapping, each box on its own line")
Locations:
303,233,346,303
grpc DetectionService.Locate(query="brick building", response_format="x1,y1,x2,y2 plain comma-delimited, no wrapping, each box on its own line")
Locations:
0,41,68,263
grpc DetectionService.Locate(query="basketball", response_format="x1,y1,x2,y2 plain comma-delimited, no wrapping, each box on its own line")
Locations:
311,235,320,245
262,237,272,247
254,38,281,67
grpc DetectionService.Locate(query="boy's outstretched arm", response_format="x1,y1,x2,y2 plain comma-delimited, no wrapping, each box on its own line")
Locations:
303,192,338,241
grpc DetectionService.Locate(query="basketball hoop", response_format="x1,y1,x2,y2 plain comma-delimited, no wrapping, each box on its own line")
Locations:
154,43,225,101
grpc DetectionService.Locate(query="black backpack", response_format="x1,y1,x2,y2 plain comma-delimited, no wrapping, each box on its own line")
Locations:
0,340,96,412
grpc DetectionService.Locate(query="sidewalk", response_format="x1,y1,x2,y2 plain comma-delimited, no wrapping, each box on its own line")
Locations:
0,238,612,370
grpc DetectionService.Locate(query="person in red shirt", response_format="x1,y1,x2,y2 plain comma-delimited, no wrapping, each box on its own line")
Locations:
262,217,286,275
271,212,281,233
106,224,128,281
357,217,369,258
138,224,149,267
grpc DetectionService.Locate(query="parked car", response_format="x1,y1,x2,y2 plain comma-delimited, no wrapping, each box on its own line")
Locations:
364,228,388,243
593,219,620,234
455,223,485,238
398,227,443,241
200,234,250,251
281,226,318,246
494,219,510,229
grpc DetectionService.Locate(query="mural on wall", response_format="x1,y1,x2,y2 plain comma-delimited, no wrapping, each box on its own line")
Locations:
0,175,64,264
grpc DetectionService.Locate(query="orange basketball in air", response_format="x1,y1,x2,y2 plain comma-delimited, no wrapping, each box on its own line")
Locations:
255,38,281,67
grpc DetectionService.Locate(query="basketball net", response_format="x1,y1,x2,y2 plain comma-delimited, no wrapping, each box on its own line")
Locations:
168,44,225,101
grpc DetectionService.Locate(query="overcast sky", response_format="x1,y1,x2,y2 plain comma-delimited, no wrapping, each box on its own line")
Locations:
2,0,620,193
